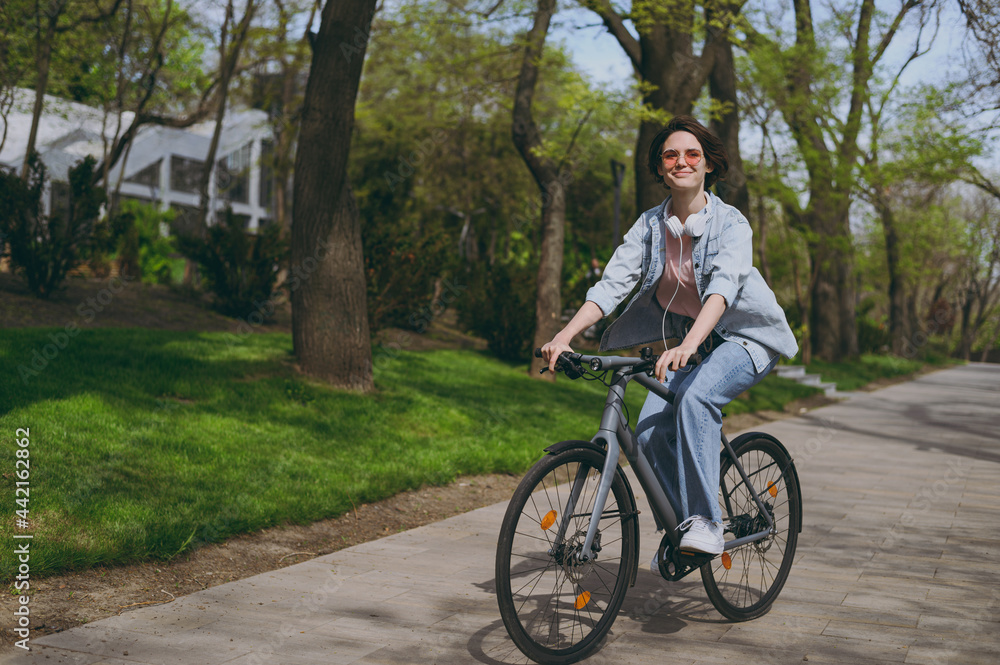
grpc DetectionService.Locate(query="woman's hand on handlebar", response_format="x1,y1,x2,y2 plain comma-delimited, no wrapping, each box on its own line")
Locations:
540,337,574,373
654,342,699,382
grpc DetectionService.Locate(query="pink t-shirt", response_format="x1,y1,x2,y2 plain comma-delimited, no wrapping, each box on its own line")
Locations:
655,230,702,319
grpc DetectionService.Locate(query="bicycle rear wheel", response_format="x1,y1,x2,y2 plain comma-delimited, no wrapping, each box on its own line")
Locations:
702,433,801,621
496,445,637,664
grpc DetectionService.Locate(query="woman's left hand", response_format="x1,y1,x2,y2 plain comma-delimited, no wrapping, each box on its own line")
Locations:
655,342,699,382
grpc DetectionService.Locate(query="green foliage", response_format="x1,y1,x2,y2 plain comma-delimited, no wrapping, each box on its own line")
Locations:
352,0,636,306
176,211,287,319
856,299,890,354
0,154,129,298
363,219,452,332
40,0,209,115
456,261,538,362
806,353,929,392
117,200,182,284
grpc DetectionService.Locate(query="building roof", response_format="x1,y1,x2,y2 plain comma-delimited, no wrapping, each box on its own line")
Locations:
1,88,270,183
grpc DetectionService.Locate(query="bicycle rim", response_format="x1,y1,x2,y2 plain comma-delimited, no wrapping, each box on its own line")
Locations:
702,435,801,621
496,447,635,664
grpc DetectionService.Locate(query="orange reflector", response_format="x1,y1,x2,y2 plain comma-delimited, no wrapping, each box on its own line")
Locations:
721,552,732,570
540,510,557,531
767,481,778,498
575,591,591,610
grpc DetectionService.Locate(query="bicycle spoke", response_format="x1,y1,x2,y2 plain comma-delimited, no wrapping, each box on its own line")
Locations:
703,436,800,621
497,447,635,660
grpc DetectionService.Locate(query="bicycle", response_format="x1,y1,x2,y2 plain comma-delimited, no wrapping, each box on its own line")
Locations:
495,347,803,664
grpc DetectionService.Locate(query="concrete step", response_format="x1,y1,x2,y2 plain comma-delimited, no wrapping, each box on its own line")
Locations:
775,365,806,379
776,364,845,398
817,381,840,397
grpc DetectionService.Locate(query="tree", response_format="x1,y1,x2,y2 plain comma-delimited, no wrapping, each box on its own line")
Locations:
956,0,1000,112
242,0,320,232
194,0,259,231
79,0,215,193
512,0,573,379
348,1,634,348
955,172,1000,360
0,0,32,155
290,0,377,391
860,86,976,355
742,0,931,361
582,0,748,213
20,0,126,179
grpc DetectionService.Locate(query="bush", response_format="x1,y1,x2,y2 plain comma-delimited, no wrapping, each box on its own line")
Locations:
176,210,288,318
854,298,889,354
117,201,182,284
457,260,537,362
363,222,451,332
0,154,129,298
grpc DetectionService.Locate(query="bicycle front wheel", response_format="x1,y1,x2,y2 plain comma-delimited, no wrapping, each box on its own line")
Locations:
496,445,637,664
702,433,802,621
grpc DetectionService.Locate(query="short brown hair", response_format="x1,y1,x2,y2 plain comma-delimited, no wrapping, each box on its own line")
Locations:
647,115,729,189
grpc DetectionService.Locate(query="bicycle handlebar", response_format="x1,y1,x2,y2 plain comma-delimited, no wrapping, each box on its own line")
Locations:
534,347,702,405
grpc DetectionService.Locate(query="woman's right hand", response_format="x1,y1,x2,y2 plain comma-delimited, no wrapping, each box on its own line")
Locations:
540,337,574,373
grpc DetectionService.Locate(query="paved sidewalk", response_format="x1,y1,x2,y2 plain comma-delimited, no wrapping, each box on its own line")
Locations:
4,363,999,664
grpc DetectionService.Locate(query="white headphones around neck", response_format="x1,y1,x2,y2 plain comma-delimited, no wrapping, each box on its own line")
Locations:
663,195,712,238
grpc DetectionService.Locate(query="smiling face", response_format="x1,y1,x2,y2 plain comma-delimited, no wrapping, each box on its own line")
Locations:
656,130,714,194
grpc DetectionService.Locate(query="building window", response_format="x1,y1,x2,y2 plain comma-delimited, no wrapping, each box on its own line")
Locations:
125,159,161,188
170,155,204,194
217,142,251,204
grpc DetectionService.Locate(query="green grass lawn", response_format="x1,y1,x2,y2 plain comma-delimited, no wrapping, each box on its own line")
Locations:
805,353,954,392
0,328,821,577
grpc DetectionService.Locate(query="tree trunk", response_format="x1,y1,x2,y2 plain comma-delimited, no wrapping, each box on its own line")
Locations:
22,17,57,178
291,0,377,391
634,119,666,212
534,184,566,374
512,0,568,379
958,285,974,360
196,0,257,231
754,190,772,286
805,198,856,361
708,3,750,217
878,198,908,354
587,2,725,213
23,0,127,178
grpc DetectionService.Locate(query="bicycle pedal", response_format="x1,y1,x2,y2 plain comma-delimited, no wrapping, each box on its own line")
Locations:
677,550,716,563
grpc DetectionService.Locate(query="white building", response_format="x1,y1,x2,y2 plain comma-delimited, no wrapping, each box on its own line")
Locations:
0,88,276,231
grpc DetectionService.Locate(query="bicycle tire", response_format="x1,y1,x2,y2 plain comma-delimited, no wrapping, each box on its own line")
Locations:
496,446,637,664
701,433,802,621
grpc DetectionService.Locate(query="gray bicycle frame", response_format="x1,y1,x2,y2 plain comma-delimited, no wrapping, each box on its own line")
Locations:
566,353,778,562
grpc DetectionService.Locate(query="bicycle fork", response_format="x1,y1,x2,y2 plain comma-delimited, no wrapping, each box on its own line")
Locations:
561,378,631,563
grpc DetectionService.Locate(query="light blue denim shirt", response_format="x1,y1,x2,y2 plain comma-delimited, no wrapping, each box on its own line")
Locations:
586,192,798,372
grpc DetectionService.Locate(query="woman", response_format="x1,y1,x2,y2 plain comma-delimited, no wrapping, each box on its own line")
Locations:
540,115,797,555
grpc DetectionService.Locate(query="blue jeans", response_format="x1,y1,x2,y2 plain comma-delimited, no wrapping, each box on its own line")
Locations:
635,342,779,525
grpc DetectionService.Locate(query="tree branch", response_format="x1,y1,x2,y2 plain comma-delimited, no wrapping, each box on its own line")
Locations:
579,0,641,73
55,0,126,33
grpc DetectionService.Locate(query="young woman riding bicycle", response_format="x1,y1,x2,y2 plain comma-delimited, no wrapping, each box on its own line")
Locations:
540,115,798,556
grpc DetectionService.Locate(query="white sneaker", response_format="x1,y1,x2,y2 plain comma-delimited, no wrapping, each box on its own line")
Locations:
677,516,724,555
